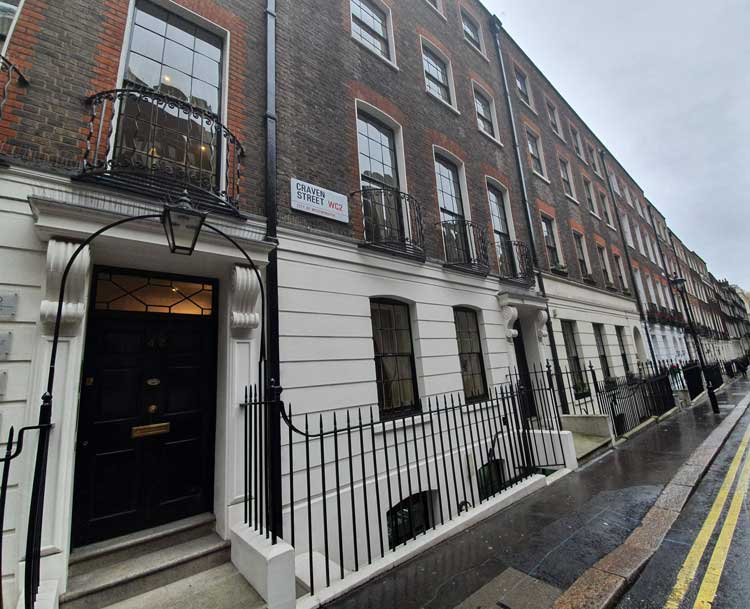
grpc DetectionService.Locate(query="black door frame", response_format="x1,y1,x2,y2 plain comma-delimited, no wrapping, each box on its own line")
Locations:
72,265,219,547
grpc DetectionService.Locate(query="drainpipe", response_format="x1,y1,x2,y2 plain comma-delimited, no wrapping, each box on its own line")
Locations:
599,149,657,366
490,17,568,414
264,0,282,539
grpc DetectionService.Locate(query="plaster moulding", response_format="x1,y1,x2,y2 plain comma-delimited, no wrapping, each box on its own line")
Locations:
40,239,91,336
501,305,519,341
535,309,549,340
231,264,261,333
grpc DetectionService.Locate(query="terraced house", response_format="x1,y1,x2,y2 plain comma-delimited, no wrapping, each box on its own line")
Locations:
0,1,747,609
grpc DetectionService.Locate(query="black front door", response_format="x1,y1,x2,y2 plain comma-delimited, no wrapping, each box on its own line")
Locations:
72,270,217,547
512,320,537,417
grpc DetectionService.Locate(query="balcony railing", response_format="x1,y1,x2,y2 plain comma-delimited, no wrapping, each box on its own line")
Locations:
496,236,534,285
440,219,490,274
352,187,424,259
0,53,28,129
76,89,244,213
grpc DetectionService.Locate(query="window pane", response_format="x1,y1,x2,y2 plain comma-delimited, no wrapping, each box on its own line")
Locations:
166,14,195,48
192,52,220,86
130,25,165,60
194,29,222,61
435,157,463,219
126,52,162,89
134,1,168,35
163,38,194,74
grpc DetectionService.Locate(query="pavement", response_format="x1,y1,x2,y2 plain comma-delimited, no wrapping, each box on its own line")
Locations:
616,392,750,609
320,378,750,609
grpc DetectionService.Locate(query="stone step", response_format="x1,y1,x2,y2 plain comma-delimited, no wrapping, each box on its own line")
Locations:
100,562,266,609
60,533,230,609
68,514,216,578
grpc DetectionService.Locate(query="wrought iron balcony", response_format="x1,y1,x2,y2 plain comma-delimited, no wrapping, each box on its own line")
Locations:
495,236,534,285
352,187,424,259
76,89,244,213
0,53,28,129
440,219,490,275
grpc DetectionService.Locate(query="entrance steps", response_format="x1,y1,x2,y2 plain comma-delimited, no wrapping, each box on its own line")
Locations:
61,514,265,609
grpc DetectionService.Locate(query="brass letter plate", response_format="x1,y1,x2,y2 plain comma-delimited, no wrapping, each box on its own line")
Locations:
131,422,170,439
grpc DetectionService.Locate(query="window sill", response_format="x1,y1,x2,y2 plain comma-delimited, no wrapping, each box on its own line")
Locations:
517,96,538,116
552,130,566,144
589,210,601,220
426,89,460,115
607,223,617,231
575,152,587,164
532,170,550,184
550,265,568,276
351,36,400,72
464,38,490,63
565,194,579,205
479,129,503,148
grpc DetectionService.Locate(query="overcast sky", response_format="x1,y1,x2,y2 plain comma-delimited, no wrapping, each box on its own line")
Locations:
484,0,750,288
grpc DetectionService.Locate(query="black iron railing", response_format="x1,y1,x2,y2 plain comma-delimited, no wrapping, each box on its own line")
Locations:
241,380,565,597
682,361,704,400
496,236,534,285
0,53,28,128
76,88,244,213
440,219,490,274
0,418,53,609
351,188,424,258
703,362,724,392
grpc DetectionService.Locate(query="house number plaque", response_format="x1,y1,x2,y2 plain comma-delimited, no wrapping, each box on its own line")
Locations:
0,293,18,320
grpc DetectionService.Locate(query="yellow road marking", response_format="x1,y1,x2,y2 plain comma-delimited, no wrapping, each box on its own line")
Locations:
692,439,750,608
662,421,750,609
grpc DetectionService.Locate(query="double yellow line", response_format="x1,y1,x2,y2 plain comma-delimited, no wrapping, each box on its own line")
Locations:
662,420,750,609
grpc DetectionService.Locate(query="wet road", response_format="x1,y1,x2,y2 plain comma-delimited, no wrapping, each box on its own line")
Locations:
323,380,750,609
617,405,750,609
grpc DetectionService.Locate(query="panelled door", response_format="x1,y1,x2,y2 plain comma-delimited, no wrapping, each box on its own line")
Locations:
72,269,217,547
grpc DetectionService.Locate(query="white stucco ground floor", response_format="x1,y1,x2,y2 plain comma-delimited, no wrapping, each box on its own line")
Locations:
0,167,270,607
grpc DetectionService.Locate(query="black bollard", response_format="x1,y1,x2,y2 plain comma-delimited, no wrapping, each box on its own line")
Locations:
707,380,720,414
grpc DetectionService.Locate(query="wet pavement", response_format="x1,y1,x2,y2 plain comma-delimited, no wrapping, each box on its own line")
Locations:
617,392,750,609
322,380,750,609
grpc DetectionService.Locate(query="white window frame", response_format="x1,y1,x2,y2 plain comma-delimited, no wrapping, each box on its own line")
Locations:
350,0,398,69
624,185,633,207
485,177,517,241
583,177,598,217
0,0,24,55
622,214,634,247
569,122,584,160
423,0,446,19
471,81,501,146
526,127,548,180
572,231,592,278
597,244,613,283
540,214,564,268
420,37,459,114
608,170,621,196
460,8,487,58
546,99,564,140
558,156,577,202
514,64,535,111
599,191,615,228
433,146,475,261
614,253,628,288
587,142,602,176
354,99,408,193
634,223,646,255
